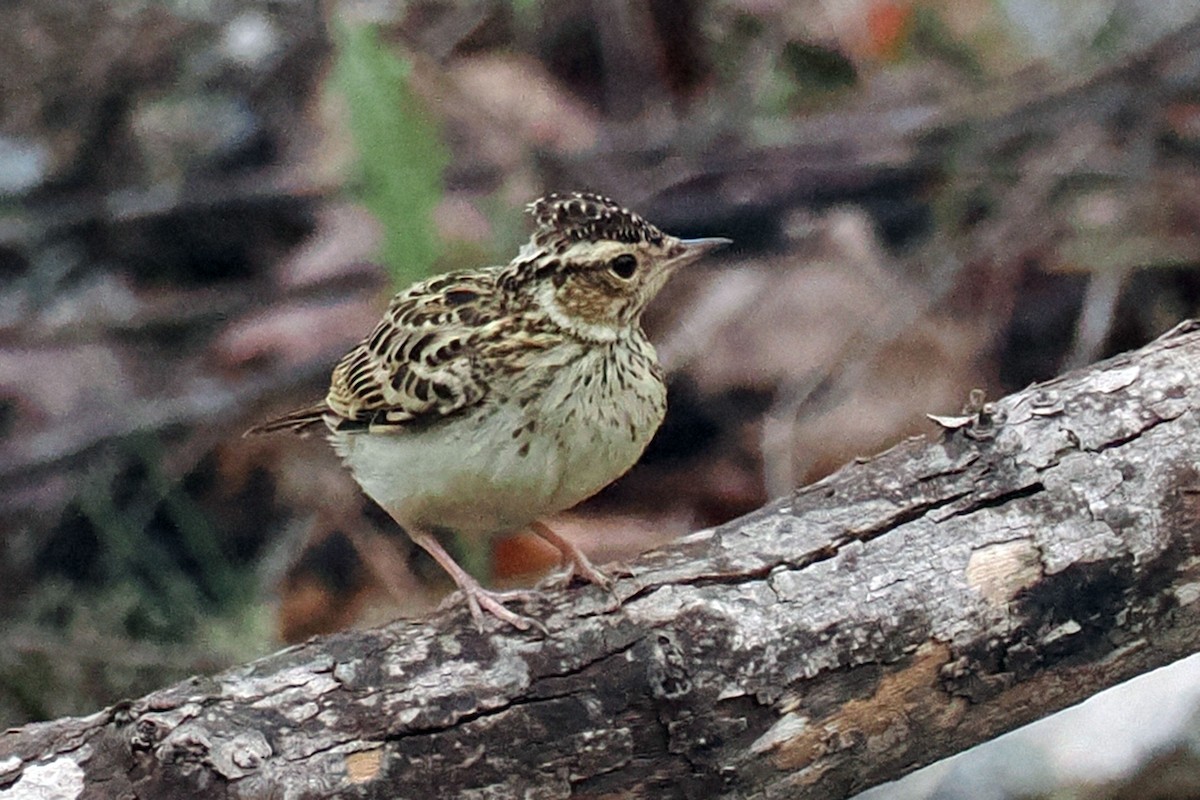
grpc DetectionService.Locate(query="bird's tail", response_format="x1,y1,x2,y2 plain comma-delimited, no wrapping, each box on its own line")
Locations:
244,404,329,436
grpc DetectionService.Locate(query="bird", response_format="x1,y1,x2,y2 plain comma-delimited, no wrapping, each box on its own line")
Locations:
248,192,730,630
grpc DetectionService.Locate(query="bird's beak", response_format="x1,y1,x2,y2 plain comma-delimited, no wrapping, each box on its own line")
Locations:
669,236,733,267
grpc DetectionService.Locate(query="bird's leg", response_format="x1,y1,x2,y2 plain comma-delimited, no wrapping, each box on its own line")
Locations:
409,529,543,633
529,520,613,590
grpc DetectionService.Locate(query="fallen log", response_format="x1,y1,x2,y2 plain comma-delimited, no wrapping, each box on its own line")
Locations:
4,321,1200,799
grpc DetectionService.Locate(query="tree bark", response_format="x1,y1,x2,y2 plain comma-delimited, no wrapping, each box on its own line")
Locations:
5,322,1200,799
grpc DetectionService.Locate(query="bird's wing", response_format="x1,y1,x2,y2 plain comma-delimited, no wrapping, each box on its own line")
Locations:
325,270,504,432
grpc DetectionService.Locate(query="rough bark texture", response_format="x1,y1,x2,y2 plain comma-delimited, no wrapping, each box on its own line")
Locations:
5,322,1200,799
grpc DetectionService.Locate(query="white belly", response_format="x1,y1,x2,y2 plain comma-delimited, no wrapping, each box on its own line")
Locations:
332,344,666,538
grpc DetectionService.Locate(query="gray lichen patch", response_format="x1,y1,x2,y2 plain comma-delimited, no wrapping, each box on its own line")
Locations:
221,654,338,703
210,730,272,780
379,644,533,731
0,755,86,800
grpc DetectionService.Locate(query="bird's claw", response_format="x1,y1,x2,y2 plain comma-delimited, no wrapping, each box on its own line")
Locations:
546,553,614,591
448,586,548,634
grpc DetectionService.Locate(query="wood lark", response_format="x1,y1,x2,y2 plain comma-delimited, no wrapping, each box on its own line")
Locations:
249,192,730,630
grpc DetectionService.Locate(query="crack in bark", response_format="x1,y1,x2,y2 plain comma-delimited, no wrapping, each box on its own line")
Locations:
619,486,986,604
936,481,1046,522
842,489,976,542
375,638,646,746
1081,408,1183,454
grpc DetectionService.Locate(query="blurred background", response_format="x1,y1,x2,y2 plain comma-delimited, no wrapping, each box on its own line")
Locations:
3,0,1200,797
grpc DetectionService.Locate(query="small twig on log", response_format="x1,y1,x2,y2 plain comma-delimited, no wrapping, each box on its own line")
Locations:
4,322,1200,799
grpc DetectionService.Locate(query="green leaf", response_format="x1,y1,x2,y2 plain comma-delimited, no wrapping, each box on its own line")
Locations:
332,21,448,287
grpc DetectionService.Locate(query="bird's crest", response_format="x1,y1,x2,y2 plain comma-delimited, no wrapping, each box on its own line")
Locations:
527,192,666,252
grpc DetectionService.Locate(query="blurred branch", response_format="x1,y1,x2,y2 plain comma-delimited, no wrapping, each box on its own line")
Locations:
4,322,1200,798
0,169,331,249
553,15,1200,237
1066,264,1131,369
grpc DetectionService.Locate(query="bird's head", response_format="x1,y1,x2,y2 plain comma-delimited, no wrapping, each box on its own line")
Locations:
499,192,730,342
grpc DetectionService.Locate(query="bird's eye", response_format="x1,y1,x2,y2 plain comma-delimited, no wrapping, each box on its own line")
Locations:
608,254,638,280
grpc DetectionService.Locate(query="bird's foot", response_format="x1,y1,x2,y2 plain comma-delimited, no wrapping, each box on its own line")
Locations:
529,521,614,591
443,585,546,634
412,529,546,633
551,551,613,590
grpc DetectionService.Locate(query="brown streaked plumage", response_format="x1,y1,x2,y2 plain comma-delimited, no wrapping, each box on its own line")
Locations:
249,192,730,630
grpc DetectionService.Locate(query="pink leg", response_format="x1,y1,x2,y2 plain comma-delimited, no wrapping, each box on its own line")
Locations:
410,529,543,633
529,521,613,589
